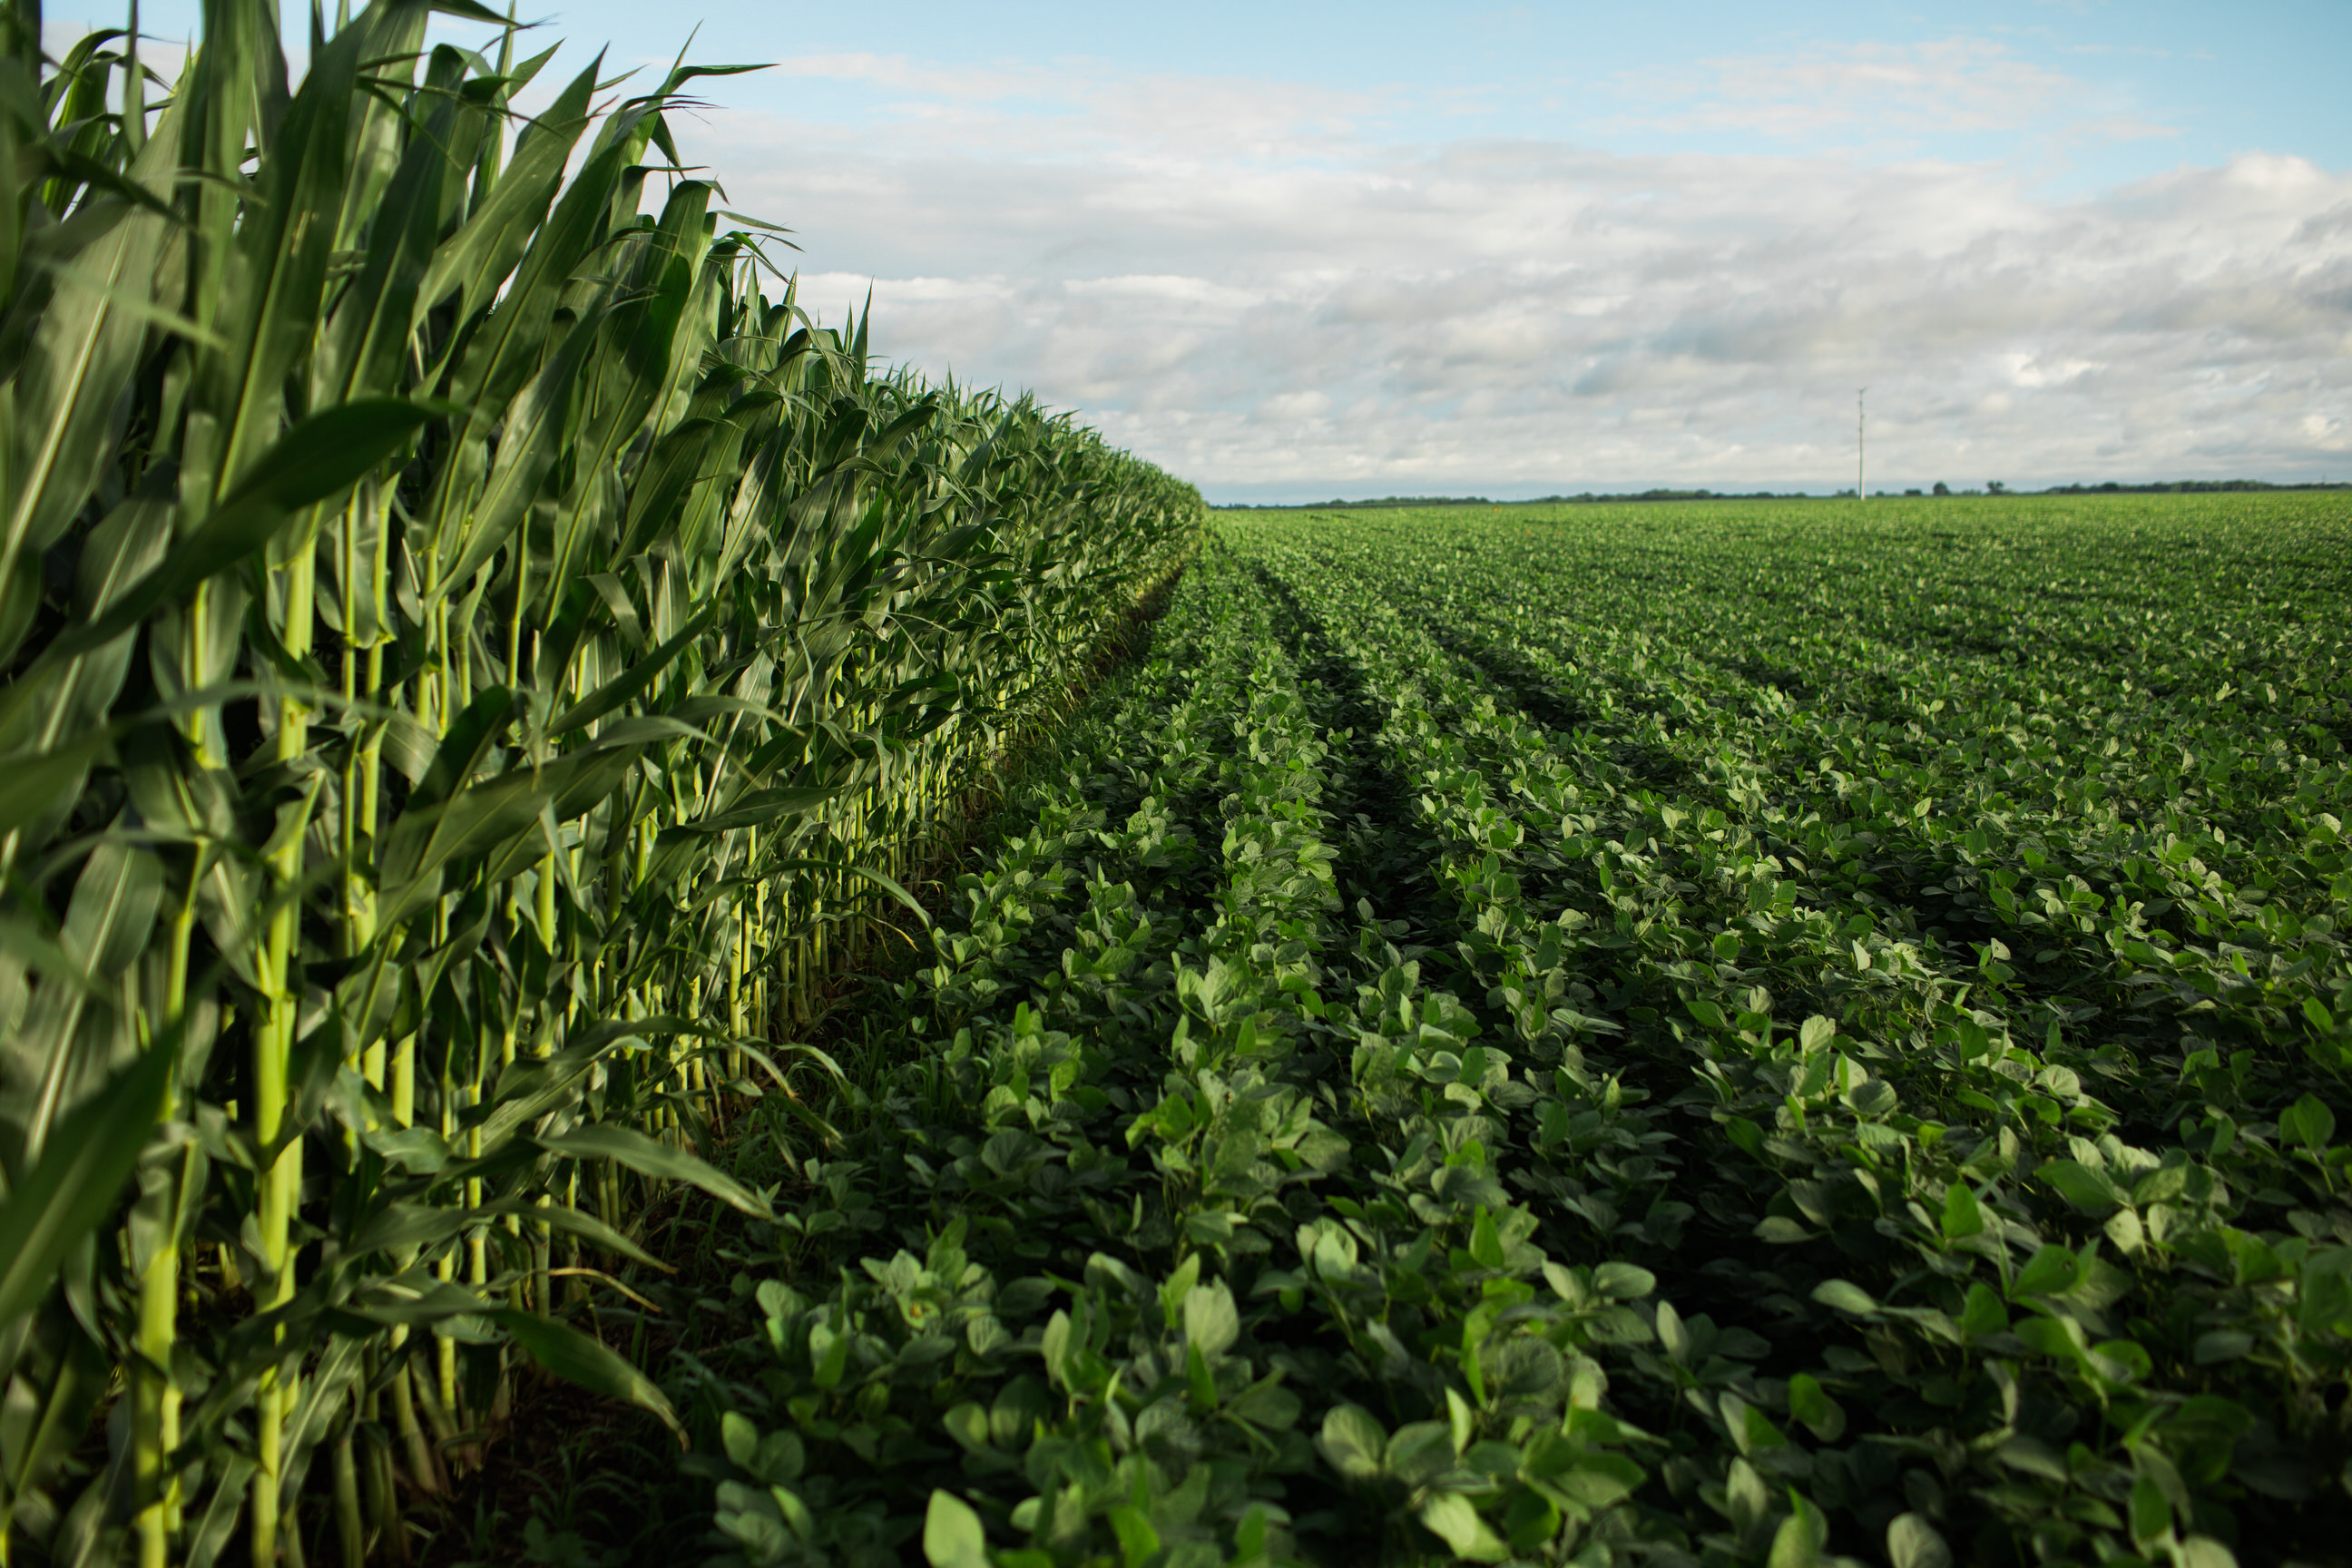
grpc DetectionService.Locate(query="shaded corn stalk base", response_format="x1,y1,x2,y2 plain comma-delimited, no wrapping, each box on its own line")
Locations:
0,3,1204,1564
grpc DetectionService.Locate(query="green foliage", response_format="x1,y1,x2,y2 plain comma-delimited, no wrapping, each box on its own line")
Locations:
0,3,1199,1563
666,548,1675,1565
655,496,2347,1567
1225,496,2351,1563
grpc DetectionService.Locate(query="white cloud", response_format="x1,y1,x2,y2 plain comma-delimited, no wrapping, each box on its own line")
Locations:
54,22,2350,498
687,56,2350,499
1597,34,2164,152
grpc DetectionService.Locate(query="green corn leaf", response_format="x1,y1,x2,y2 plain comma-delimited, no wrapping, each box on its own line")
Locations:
0,730,119,846
492,1307,681,1440
0,1038,172,1330
39,398,441,664
430,107,621,420
1,102,179,616
0,914,109,1003
547,603,719,734
671,784,848,835
536,1122,772,1219
477,1198,671,1272
416,56,603,351
769,857,933,927
431,304,606,594
191,21,368,494
313,20,465,404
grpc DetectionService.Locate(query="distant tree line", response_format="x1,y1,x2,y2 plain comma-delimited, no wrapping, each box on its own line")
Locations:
2032,479,2347,495
1217,488,1809,510
1211,478,2348,510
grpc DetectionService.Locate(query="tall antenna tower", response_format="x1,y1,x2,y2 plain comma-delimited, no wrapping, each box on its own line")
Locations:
1857,387,1867,499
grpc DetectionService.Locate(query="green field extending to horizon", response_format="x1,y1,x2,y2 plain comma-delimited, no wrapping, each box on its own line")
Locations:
640,490,2352,1568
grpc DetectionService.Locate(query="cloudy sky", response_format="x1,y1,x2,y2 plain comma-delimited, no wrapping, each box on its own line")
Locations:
55,2,2352,499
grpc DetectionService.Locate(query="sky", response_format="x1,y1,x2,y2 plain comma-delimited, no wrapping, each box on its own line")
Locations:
50,1,2352,501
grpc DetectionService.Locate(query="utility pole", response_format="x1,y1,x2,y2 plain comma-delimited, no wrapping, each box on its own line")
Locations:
1857,387,1867,499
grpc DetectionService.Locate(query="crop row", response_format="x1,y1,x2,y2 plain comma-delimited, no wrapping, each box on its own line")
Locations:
629,544,1720,1566
1225,502,2350,1565
0,9,1200,1566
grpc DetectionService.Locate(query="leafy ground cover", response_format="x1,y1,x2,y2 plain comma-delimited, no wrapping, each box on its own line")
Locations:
554,493,2350,1568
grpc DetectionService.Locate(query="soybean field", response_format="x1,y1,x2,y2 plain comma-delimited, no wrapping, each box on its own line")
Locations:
661,495,2352,1568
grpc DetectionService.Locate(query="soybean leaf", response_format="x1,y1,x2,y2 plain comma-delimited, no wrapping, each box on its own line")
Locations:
922,1490,988,1568
1317,1405,1387,1482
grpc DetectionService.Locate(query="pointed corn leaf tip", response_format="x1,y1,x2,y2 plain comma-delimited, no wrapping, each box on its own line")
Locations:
493,1308,681,1441
536,1122,772,1219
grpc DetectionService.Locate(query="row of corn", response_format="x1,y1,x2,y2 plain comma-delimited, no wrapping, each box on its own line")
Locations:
0,4,1201,1563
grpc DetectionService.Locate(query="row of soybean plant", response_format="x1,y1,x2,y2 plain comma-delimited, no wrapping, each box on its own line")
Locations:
1240,527,1866,1565
1340,500,2352,1478
0,5,1202,1566
1406,510,2352,1562
1239,510,2346,1567
661,542,1662,1568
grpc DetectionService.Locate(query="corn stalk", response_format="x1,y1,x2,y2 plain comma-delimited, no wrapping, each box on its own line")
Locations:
0,4,1202,1563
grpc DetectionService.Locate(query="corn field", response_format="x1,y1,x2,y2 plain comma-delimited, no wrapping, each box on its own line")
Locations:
0,2,1202,1563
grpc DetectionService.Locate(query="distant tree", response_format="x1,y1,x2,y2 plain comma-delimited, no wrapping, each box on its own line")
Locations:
1932,481,1951,495
1987,480,2008,494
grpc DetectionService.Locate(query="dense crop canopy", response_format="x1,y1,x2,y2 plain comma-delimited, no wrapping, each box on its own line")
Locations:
644,495,2348,1568
0,5,1199,1564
